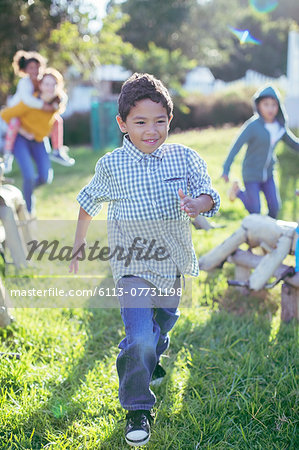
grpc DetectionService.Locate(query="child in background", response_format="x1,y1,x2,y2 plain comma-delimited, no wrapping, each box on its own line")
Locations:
69,73,220,446
3,50,74,173
1,68,67,214
222,85,299,218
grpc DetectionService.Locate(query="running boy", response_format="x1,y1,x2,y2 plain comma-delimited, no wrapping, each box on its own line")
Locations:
222,85,299,218
69,73,220,447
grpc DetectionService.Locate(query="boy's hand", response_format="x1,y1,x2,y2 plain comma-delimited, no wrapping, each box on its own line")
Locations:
69,239,86,274
178,189,214,218
221,174,229,183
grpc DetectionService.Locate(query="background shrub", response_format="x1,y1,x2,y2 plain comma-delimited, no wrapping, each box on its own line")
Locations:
171,85,256,131
63,111,91,146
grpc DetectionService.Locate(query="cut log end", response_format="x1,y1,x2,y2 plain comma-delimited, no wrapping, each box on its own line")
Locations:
281,283,299,322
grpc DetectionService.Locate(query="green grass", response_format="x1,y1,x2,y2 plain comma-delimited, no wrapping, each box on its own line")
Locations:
0,128,298,449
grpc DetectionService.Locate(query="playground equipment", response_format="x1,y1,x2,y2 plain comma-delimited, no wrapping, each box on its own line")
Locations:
0,159,34,327
198,214,299,322
90,97,122,151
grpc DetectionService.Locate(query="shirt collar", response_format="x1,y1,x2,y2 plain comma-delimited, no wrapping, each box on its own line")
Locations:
123,135,166,161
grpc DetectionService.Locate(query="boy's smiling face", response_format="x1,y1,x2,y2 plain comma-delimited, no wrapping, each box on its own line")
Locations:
117,98,172,154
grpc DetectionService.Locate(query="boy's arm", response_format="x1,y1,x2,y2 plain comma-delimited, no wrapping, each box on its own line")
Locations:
282,128,299,152
76,156,111,216
0,102,28,123
70,156,111,273
69,207,92,274
186,148,220,217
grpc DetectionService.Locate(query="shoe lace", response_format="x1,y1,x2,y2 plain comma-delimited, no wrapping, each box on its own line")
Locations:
153,364,165,378
126,409,154,425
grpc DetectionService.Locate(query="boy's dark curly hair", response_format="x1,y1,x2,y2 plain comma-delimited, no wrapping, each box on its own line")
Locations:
118,73,173,121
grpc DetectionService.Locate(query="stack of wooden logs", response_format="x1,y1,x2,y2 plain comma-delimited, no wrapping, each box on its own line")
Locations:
0,160,33,328
198,214,299,322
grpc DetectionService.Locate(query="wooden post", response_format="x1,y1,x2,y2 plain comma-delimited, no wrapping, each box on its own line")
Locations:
192,216,213,230
243,214,283,248
0,205,27,268
198,227,247,271
281,283,299,322
0,277,12,328
249,235,293,291
0,184,33,248
234,264,251,294
16,202,34,247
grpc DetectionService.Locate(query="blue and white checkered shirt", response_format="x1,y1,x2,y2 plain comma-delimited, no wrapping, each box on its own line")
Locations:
77,136,220,291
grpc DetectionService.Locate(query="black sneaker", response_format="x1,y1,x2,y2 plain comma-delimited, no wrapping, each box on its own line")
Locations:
150,363,166,387
125,409,153,447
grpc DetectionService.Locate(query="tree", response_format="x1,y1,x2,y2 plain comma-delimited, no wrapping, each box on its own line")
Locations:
110,0,298,81
0,0,89,103
107,0,198,88
271,0,299,23
107,0,199,52
47,8,134,82
0,0,59,101
122,42,196,91
210,10,292,80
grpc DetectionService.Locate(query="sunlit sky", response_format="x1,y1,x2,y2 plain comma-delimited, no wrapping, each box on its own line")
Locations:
87,0,127,31
87,0,211,31
85,0,110,31
91,0,110,19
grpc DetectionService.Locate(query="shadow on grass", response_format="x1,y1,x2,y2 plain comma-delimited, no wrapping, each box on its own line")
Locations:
5,277,124,449
147,294,297,449
3,276,296,449
100,279,293,449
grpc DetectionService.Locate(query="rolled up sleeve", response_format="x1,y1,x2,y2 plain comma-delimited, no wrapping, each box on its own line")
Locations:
77,157,111,216
187,148,220,217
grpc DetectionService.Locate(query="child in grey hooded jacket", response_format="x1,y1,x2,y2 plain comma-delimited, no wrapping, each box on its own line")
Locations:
222,85,299,218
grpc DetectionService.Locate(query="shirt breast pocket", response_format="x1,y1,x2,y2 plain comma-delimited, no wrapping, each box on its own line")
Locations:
161,173,187,218
163,175,187,193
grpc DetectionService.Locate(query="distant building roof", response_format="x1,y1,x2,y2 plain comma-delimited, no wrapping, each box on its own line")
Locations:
94,65,132,82
184,66,215,93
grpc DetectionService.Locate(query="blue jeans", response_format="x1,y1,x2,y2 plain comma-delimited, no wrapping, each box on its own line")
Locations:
13,134,53,212
116,276,181,411
237,176,281,218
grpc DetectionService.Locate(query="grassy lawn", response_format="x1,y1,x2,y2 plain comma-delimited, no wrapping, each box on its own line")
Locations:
0,127,298,449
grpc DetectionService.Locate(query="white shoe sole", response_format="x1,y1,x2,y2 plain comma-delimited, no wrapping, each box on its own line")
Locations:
125,434,150,447
150,377,164,387
49,154,75,166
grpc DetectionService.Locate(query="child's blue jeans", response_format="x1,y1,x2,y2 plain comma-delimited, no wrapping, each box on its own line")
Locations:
13,134,53,212
116,275,181,411
237,176,281,218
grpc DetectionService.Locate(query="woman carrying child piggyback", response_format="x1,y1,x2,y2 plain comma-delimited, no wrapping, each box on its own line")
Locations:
1,68,66,215
3,50,74,173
